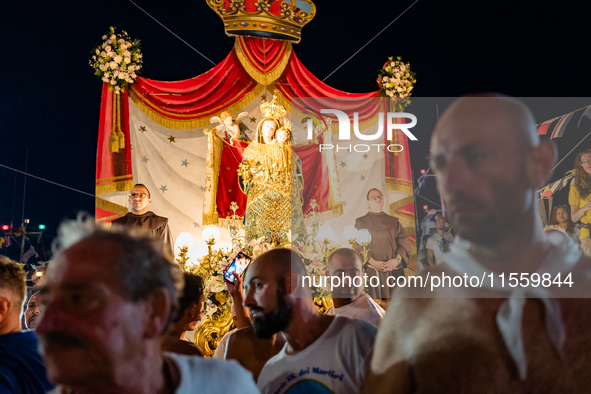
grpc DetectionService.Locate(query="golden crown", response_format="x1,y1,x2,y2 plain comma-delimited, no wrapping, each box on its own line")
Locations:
260,92,287,119
206,0,316,43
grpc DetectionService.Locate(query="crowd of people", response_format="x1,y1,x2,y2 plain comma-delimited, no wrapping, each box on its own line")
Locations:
2,96,591,393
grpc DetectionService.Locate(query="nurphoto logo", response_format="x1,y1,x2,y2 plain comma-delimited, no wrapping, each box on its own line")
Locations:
305,109,418,152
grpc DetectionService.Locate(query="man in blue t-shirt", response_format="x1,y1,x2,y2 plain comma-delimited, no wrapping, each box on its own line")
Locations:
0,256,53,393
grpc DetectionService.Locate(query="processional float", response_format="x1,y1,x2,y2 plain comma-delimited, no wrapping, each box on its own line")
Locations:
93,0,417,356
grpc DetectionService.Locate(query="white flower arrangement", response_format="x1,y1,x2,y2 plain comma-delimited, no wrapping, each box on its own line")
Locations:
377,56,416,99
292,240,333,299
89,27,142,94
183,230,333,316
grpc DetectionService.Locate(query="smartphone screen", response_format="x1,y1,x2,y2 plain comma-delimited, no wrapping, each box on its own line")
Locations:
223,251,252,283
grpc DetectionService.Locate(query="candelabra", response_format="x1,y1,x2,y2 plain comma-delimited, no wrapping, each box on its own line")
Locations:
175,232,195,271
227,201,245,248
343,225,359,248
306,199,321,238
194,225,233,357
201,226,221,271
316,225,335,267
177,246,189,270
356,229,372,266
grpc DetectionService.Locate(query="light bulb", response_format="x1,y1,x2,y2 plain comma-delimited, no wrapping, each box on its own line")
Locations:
202,226,221,243
356,229,372,244
175,232,195,253
343,225,359,242
316,225,335,243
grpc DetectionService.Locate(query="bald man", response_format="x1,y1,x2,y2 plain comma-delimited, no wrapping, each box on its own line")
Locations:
244,248,377,394
325,248,385,328
217,272,285,382
113,184,174,258
362,97,591,393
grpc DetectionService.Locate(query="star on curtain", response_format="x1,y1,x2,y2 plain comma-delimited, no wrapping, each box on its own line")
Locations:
340,161,347,168
139,126,146,132
168,135,176,143
249,116,257,123
363,154,368,159
181,159,189,167
141,156,149,163
193,222,200,228
159,185,168,193
199,185,205,192
360,175,366,181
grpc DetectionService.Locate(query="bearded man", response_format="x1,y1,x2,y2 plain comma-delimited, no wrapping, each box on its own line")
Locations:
243,248,377,394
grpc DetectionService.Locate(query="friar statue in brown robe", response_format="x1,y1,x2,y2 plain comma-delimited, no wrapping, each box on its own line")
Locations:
355,188,412,298
112,183,174,259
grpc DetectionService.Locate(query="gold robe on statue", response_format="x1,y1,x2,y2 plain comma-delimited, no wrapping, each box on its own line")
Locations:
239,142,306,242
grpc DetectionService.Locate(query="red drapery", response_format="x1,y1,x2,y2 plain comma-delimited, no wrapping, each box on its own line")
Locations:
130,51,258,121
293,143,330,216
96,84,133,221
236,36,290,75
385,116,412,191
97,37,414,238
275,52,382,125
215,140,332,221
216,141,249,220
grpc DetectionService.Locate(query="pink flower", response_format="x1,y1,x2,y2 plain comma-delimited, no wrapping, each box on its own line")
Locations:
309,258,325,271
229,249,239,261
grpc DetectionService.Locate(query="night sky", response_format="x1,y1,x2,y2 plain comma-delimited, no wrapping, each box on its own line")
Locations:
1,0,590,259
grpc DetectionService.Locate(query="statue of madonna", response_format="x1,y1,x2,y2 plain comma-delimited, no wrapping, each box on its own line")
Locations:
238,94,306,243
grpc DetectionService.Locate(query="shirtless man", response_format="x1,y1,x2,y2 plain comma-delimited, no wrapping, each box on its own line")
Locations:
362,96,591,393
221,271,285,381
224,326,285,382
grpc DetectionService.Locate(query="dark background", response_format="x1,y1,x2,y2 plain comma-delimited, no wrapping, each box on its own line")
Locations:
1,0,590,259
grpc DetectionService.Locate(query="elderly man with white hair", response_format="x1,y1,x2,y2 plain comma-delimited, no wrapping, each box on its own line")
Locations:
38,215,258,394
